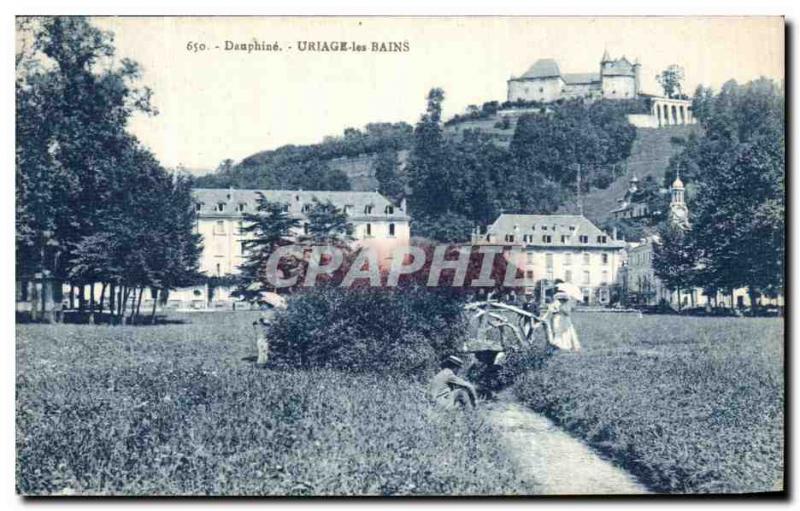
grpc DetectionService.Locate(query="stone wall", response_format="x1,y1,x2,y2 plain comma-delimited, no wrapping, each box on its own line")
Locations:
508,77,564,103
601,75,637,99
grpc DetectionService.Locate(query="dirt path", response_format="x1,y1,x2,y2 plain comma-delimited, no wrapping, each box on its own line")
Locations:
484,395,649,495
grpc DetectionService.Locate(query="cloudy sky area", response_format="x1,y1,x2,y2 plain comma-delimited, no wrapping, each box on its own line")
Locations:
92,16,784,172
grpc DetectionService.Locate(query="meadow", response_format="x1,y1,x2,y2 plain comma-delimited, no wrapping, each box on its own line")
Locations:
16,309,785,495
514,312,784,494
16,312,530,496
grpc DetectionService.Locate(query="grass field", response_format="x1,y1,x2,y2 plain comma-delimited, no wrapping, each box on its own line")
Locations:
16,312,530,496
514,312,784,494
16,310,785,495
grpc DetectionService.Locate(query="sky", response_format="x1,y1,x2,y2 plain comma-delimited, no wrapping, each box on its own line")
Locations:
90,16,784,172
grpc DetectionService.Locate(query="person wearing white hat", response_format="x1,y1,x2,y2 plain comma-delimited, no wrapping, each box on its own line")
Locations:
428,355,477,409
545,289,582,352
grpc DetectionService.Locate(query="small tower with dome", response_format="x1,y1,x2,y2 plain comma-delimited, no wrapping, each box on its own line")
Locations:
669,170,689,228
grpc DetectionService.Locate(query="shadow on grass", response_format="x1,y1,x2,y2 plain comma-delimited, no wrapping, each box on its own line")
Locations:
16,311,188,326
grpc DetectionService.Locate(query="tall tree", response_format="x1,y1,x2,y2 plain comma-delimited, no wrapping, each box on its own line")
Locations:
235,194,301,301
407,88,448,216
680,79,784,307
302,199,354,246
17,17,201,323
374,150,405,202
652,224,698,310
655,65,686,99
16,17,156,321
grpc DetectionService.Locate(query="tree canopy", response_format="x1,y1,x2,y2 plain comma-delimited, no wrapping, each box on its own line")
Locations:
654,78,784,304
16,17,201,323
195,122,415,190
656,65,686,99
405,91,638,242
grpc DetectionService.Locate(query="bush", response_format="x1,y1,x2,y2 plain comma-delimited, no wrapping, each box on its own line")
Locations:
268,286,466,374
493,118,511,130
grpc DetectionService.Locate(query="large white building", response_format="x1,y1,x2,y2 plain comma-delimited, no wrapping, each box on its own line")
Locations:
472,214,625,304
166,188,410,309
192,188,410,277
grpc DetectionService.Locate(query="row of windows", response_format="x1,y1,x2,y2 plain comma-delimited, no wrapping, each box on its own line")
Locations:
512,224,578,232
526,252,610,266
364,223,397,237
198,202,395,215
506,233,608,244
630,251,652,266
522,269,610,286
212,220,396,237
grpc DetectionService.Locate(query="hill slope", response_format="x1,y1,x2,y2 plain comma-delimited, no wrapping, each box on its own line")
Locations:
567,125,699,224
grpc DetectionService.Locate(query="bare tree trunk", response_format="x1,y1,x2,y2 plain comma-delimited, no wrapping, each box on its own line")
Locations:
78,285,86,312
109,283,116,322
127,287,135,324
122,286,132,326
98,282,107,318
134,286,144,323
150,288,159,324
119,286,128,325
88,282,95,325
69,285,75,310
41,277,55,324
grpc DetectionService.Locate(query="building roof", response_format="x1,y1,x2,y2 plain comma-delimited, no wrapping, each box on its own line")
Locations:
483,214,625,249
514,55,636,82
192,188,409,221
626,234,660,252
519,58,562,79
562,72,600,85
602,58,636,77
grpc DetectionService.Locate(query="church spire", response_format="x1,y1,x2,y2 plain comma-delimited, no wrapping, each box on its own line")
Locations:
601,47,611,63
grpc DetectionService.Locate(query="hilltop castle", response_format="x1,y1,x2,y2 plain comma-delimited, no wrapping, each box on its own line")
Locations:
508,51,641,103
506,51,696,128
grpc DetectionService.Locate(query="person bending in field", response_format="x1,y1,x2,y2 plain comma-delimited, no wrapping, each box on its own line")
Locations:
428,356,478,409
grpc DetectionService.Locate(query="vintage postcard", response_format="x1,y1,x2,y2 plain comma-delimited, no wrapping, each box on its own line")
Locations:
15,16,784,496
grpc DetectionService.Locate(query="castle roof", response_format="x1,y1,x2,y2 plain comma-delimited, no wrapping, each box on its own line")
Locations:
519,58,561,79
484,214,625,249
602,58,637,77
192,188,409,221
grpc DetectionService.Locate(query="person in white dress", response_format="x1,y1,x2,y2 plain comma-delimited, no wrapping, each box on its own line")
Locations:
546,291,581,352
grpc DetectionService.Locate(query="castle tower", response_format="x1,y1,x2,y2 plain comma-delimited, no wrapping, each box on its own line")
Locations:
669,170,689,228
633,57,641,96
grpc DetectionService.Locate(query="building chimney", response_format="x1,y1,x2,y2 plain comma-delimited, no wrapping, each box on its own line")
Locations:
400,197,407,211
612,227,618,240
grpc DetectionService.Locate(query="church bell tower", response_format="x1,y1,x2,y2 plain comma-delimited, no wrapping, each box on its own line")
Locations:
669,170,689,228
